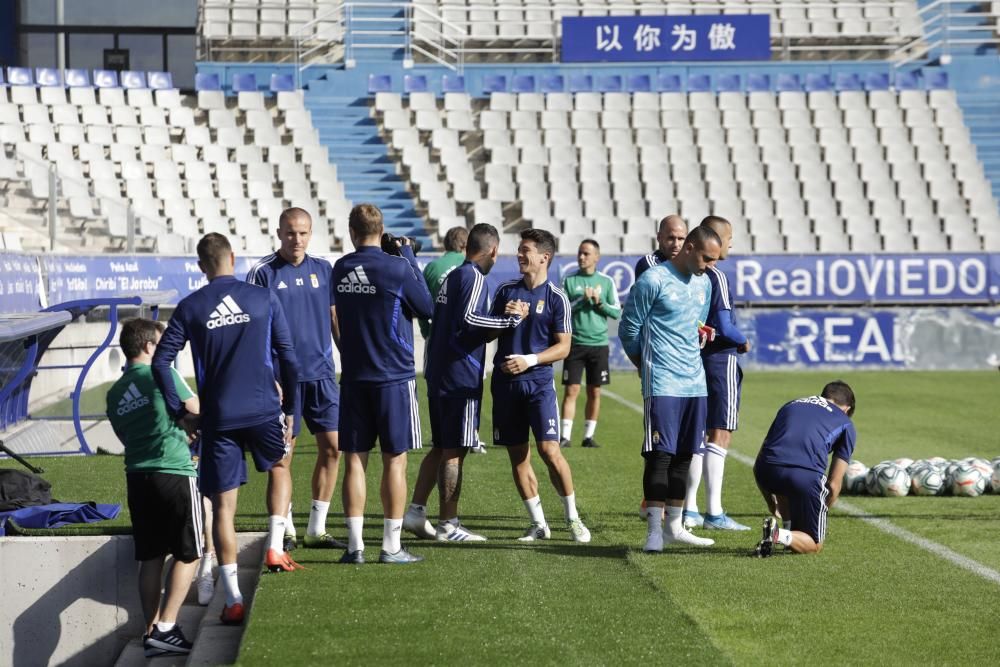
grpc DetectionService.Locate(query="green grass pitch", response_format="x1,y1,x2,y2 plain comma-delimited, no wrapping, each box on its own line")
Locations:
5,370,1000,664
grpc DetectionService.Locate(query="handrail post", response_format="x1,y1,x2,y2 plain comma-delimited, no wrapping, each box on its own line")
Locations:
47,164,57,251
126,205,135,253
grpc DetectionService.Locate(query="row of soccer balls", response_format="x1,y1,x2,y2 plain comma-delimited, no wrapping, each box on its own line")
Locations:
843,457,1000,497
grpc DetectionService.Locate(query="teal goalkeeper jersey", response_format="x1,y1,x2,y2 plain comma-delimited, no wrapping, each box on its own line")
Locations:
562,269,622,346
619,262,711,399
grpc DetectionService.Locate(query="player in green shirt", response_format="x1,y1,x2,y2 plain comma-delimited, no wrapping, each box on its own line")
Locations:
418,226,468,339
559,239,622,448
106,318,203,657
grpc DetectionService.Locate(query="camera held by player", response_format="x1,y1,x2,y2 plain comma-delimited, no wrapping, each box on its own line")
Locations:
381,233,423,255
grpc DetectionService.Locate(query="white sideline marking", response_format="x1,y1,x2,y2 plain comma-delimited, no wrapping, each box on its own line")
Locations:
603,389,1000,586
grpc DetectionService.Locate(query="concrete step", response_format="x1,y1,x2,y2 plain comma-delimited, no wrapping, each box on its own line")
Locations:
112,602,205,667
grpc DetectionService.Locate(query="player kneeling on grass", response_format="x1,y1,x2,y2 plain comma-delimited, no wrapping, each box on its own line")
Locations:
752,381,857,556
107,318,202,657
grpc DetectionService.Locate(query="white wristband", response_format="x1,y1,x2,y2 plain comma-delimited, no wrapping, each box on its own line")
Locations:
523,354,538,368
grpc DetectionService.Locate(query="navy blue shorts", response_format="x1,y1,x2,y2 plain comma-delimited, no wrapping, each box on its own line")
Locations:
293,377,340,437
642,396,707,456
199,415,290,496
491,376,560,446
704,353,742,431
428,391,480,450
340,379,422,454
753,461,829,544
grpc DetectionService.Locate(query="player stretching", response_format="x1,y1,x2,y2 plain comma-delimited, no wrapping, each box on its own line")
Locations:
635,215,688,278
153,233,300,626
560,239,622,449
753,382,857,556
404,223,528,541
333,204,433,564
683,216,752,531
247,208,345,550
619,226,721,552
491,229,591,543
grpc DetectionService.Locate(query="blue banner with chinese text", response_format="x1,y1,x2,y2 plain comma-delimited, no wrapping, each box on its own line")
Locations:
561,15,771,63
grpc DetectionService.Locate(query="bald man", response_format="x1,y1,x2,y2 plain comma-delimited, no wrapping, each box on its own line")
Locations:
635,215,688,279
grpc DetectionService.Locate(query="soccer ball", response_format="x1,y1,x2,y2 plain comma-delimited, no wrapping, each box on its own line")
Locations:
894,457,914,470
843,460,868,494
928,456,949,467
910,465,945,496
906,460,929,475
992,462,1000,493
967,458,993,492
949,463,987,497
866,463,910,497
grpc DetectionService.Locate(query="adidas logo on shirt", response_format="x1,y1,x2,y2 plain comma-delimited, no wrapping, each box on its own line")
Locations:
207,295,251,329
116,382,150,415
337,266,376,295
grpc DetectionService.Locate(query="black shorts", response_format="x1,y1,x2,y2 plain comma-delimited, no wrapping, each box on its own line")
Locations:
562,344,610,386
127,472,203,562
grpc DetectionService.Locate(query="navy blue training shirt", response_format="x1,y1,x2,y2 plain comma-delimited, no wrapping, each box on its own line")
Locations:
490,278,571,383
152,275,299,430
634,249,668,280
702,264,748,357
246,253,336,381
425,261,523,397
332,245,433,385
757,396,857,475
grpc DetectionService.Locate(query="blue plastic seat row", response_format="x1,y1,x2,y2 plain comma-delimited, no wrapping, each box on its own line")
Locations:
2,67,174,90
369,70,949,96
195,72,296,93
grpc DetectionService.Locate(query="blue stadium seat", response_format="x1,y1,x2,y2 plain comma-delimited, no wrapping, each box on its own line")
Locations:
925,70,949,90
35,68,61,87
93,69,119,88
7,67,33,85
270,73,294,92
834,73,862,91
121,70,147,89
626,74,651,92
775,73,802,91
895,71,921,90
368,73,392,93
864,72,890,90
441,74,465,92
196,72,222,91
688,74,711,92
149,71,175,90
65,69,90,87
747,73,770,91
483,74,507,93
512,75,536,93
404,74,429,93
805,73,832,92
717,74,740,92
657,73,681,92
569,74,593,92
232,73,257,92
540,74,565,93
596,74,622,92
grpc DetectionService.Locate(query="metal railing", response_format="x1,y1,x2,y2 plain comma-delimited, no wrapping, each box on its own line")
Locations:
895,0,1000,67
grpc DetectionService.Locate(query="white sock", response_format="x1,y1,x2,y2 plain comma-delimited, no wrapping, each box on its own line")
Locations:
560,492,579,521
220,563,242,605
664,505,685,537
664,506,715,546
346,516,364,552
583,420,597,439
776,528,793,546
383,518,403,553
307,499,330,537
705,443,728,516
647,506,664,533
267,515,286,552
408,503,426,515
198,552,214,579
683,453,705,513
561,419,573,441
523,496,546,526
285,503,296,537
155,621,175,633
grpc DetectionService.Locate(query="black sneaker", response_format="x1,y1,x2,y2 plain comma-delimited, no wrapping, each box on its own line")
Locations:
581,438,601,448
283,534,297,552
144,625,193,656
559,438,571,448
755,517,777,558
338,549,365,564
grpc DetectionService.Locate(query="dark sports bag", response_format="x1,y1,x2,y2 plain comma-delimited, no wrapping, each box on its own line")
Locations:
0,469,53,511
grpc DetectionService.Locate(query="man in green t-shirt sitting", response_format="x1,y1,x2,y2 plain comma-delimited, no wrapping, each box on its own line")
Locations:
560,239,623,448
106,318,203,658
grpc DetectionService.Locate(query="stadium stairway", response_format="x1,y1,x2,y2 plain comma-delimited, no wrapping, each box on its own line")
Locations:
112,534,265,667
305,91,430,243
345,1,407,63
